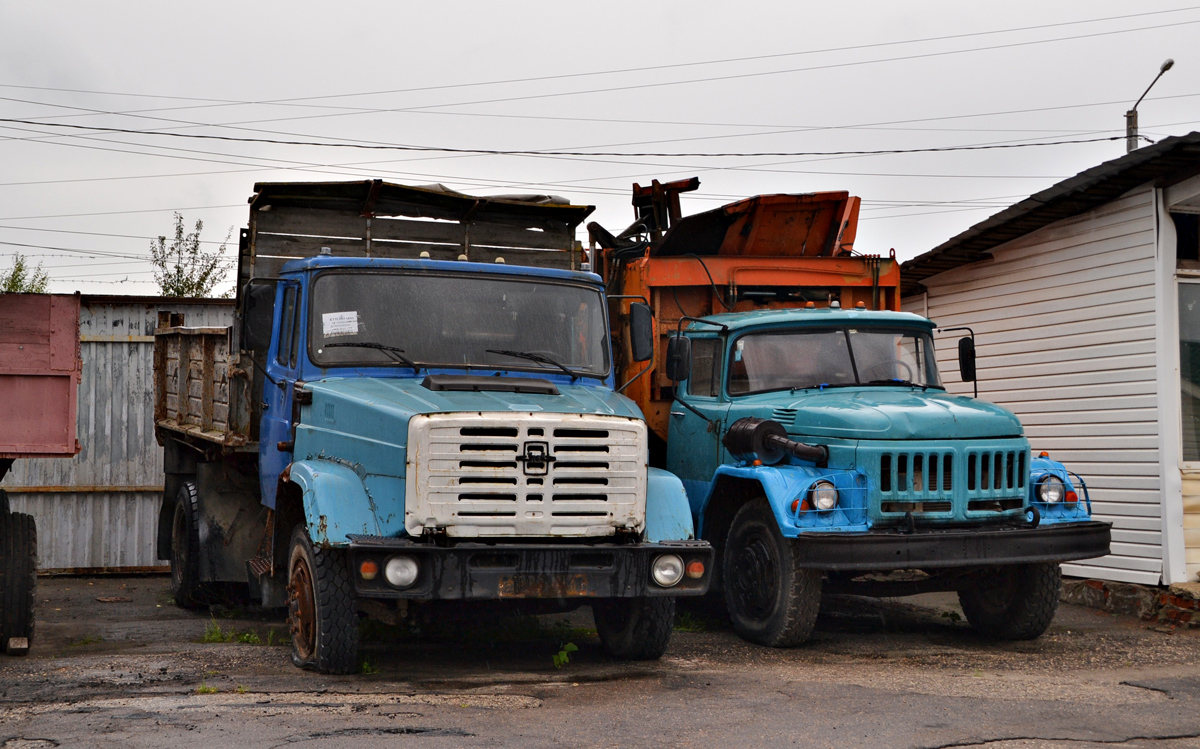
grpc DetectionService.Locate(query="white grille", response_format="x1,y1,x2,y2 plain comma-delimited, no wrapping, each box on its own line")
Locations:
405,413,647,538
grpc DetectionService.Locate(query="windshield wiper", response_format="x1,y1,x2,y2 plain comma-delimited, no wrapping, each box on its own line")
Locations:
866,378,928,391
324,342,420,373
487,349,580,381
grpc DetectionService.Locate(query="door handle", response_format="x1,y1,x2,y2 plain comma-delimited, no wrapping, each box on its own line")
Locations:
670,411,685,417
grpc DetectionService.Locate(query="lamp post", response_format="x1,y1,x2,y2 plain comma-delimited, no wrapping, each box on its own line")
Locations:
1126,59,1174,153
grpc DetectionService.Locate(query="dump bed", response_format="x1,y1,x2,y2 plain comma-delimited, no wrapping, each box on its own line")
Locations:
0,293,81,459
155,180,597,451
589,178,900,440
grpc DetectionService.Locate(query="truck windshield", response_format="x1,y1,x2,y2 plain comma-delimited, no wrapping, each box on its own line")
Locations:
308,271,609,377
727,327,941,395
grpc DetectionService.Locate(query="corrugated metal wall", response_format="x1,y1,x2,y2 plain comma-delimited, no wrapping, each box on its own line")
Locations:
902,185,1164,585
3,296,234,571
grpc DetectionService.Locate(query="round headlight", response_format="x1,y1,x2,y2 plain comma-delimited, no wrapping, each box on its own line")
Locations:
1038,475,1065,504
809,480,838,511
651,554,684,588
384,555,419,588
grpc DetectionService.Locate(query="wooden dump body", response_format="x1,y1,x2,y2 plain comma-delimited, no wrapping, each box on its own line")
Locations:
154,180,595,452
589,178,900,441
0,294,81,461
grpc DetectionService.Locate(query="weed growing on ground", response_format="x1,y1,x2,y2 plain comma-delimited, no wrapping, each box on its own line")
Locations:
360,658,380,675
940,610,963,624
235,685,248,694
674,611,708,632
552,642,579,669
196,684,218,694
68,635,102,647
237,631,261,645
201,619,234,643
265,628,290,646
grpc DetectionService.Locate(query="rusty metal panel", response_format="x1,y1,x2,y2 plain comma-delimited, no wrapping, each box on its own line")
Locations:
2,297,233,571
0,293,81,458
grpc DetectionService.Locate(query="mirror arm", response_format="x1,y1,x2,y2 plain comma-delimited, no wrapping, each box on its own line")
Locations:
616,357,654,393
937,326,977,399
673,394,714,425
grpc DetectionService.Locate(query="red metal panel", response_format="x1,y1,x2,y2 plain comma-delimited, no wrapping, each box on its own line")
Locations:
0,293,81,457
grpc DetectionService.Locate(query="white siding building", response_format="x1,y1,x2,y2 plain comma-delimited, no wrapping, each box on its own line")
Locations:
901,132,1200,586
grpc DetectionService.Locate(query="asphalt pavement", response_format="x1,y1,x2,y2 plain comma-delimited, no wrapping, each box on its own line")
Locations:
2,575,1199,748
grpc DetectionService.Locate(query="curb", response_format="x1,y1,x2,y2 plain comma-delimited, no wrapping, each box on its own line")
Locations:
1061,579,1200,628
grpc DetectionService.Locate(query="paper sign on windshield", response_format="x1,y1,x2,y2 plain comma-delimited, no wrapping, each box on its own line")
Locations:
322,311,359,337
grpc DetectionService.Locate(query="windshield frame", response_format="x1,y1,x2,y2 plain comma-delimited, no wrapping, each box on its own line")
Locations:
723,325,945,397
304,268,612,380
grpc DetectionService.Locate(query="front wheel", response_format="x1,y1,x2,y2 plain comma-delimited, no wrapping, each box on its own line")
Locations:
958,563,1061,641
723,499,822,647
0,509,37,655
593,597,674,660
287,525,360,674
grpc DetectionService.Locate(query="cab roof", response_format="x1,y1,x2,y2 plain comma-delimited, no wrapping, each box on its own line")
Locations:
685,307,935,333
279,254,604,285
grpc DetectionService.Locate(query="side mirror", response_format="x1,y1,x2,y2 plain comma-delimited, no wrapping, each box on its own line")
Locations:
628,303,654,363
241,279,278,352
665,335,692,382
958,336,977,382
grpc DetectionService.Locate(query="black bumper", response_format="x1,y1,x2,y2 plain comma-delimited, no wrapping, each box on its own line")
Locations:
347,536,712,600
790,520,1111,571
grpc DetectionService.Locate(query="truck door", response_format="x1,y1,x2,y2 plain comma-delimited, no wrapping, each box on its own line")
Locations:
259,281,302,508
666,336,729,515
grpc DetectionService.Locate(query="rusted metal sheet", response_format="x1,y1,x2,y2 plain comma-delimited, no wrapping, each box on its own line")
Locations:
0,293,81,458
2,296,234,571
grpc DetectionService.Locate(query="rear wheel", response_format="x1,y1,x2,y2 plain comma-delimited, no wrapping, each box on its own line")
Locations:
287,525,359,674
593,596,674,660
723,499,821,647
169,481,205,609
0,508,37,656
958,563,1061,641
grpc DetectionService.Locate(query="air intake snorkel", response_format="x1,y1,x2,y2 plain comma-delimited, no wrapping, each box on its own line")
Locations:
723,417,828,467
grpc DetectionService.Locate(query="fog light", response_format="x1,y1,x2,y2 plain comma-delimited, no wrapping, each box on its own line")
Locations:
1037,476,1065,504
685,560,705,579
809,480,838,511
384,555,419,589
359,560,378,581
651,554,684,587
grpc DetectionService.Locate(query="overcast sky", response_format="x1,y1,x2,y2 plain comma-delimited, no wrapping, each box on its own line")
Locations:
1,1,1197,296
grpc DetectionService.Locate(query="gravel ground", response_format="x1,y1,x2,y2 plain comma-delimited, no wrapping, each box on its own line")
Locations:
2,575,1199,748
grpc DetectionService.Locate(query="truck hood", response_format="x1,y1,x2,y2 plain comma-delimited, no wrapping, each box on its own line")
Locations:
307,376,642,435
742,387,1024,441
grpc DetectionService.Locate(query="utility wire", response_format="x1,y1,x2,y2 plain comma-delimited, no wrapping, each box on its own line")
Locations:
0,119,1136,157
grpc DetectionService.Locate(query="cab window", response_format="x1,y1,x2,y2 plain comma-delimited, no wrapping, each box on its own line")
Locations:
688,338,724,397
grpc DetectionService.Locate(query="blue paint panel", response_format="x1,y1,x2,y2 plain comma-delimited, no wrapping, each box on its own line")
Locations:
645,468,695,542
1029,457,1093,524
288,460,381,546
705,464,871,537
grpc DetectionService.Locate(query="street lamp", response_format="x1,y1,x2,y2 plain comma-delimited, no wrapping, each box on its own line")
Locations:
1126,58,1174,153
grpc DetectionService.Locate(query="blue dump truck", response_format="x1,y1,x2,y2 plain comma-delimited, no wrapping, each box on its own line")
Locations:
153,180,711,673
591,178,1112,647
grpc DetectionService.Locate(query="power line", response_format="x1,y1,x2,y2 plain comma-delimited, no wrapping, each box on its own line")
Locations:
6,6,1198,120
0,118,1134,157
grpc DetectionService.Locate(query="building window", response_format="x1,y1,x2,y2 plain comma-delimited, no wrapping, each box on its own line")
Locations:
1180,282,1200,461
1176,213,1200,269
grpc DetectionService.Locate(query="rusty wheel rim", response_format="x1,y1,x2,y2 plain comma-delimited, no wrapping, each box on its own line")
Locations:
288,554,316,661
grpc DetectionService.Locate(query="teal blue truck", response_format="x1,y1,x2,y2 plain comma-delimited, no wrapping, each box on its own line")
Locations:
661,307,1111,646
152,180,711,674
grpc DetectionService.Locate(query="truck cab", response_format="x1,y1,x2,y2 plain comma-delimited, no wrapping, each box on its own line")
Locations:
665,307,1109,645
154,181,710,674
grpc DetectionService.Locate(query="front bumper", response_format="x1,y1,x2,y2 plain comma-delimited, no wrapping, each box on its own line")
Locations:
347,536,712,600
790,520,1111,571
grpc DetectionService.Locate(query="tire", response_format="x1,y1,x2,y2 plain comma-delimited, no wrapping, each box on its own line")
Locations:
287,524,359,674
958,562,1061,641
723,499,821,647
1,510,37,656
593,597,675,661
169,481,205,609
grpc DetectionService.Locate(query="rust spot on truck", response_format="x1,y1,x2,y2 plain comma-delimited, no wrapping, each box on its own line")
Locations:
497,574,593,599
315,515,329,547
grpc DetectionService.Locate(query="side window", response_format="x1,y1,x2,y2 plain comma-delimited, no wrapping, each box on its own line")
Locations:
688,338,724,397
276,285,297,367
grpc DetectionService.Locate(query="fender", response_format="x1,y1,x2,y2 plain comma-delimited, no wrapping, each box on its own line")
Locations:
703,463,871,538
645,467,696,542
287,459,382,546
1029,456,1093,525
